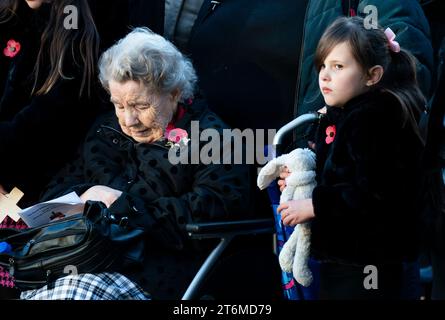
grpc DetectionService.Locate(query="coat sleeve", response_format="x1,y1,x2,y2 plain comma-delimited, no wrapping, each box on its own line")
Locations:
0,76,89,146
38,116,111,201
360,0,434,97
39,149,95,201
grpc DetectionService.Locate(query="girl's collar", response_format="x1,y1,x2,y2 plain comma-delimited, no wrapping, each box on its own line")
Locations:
328,90,377,112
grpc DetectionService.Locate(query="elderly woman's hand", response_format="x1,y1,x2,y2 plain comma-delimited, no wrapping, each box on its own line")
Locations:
277,199,315,226
277,166,291,192
80,185,123,208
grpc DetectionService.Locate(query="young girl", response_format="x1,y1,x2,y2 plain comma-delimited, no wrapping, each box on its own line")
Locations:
0,0,100,298
278,16,426,299
0,0,100,204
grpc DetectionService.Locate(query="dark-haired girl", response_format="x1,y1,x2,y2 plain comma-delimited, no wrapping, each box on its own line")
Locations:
0,0,100,205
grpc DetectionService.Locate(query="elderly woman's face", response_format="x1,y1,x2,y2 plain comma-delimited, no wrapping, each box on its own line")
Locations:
109,80,178,144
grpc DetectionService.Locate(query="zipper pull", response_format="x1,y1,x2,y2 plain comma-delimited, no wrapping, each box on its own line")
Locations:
46,269,52,283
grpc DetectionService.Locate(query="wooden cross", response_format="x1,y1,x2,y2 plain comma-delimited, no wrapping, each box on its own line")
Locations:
0,187,24,222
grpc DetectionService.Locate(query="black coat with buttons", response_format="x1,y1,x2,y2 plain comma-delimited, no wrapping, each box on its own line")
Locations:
40,98,252,299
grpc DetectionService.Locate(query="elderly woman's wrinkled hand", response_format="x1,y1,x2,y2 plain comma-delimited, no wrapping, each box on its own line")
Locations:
277,199,315,226
277,166,291,192
80,185,123,208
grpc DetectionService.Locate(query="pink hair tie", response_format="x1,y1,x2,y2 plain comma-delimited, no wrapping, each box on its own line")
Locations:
384,27,401,53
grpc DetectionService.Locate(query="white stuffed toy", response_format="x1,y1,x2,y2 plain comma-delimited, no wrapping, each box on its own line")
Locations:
257,148,316,287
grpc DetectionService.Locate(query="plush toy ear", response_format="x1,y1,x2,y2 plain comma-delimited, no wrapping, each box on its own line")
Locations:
257,159,281,190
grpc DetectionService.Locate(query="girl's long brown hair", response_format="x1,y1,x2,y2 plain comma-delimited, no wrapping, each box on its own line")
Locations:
0,0,17,22
0,0,99,97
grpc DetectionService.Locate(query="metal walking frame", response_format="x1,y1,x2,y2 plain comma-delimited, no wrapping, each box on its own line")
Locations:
182,219,275,300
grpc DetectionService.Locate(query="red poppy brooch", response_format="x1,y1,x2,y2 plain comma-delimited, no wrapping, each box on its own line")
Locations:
3,39,21,58
165,128,189,148
325,125,336,144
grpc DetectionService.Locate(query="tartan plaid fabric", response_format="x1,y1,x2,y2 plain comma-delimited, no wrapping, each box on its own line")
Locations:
20,272,151,300
0,216,29,289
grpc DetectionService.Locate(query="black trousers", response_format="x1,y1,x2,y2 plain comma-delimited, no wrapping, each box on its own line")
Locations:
319,262,404,300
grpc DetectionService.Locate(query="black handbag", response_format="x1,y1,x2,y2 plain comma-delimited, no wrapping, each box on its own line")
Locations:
0,201,145,290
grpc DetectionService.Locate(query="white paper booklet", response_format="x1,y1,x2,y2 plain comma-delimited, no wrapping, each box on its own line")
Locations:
18,192,85,228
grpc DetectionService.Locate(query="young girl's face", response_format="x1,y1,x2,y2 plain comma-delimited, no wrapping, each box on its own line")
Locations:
319,42,369,108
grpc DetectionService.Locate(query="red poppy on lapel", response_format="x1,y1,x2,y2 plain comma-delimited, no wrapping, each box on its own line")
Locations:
3,39,21,58
325,125,336,144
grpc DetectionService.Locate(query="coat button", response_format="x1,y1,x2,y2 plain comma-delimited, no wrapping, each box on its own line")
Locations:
112,138,119,144
96,128,102,133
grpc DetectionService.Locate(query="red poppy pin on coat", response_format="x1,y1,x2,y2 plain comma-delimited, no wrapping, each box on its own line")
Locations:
3,39,21,58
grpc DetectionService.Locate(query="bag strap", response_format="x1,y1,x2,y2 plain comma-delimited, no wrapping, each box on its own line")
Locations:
193,0,224,28
210,0,223,11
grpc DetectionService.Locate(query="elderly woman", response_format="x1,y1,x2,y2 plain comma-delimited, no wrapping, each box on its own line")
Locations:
19,28,251,300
